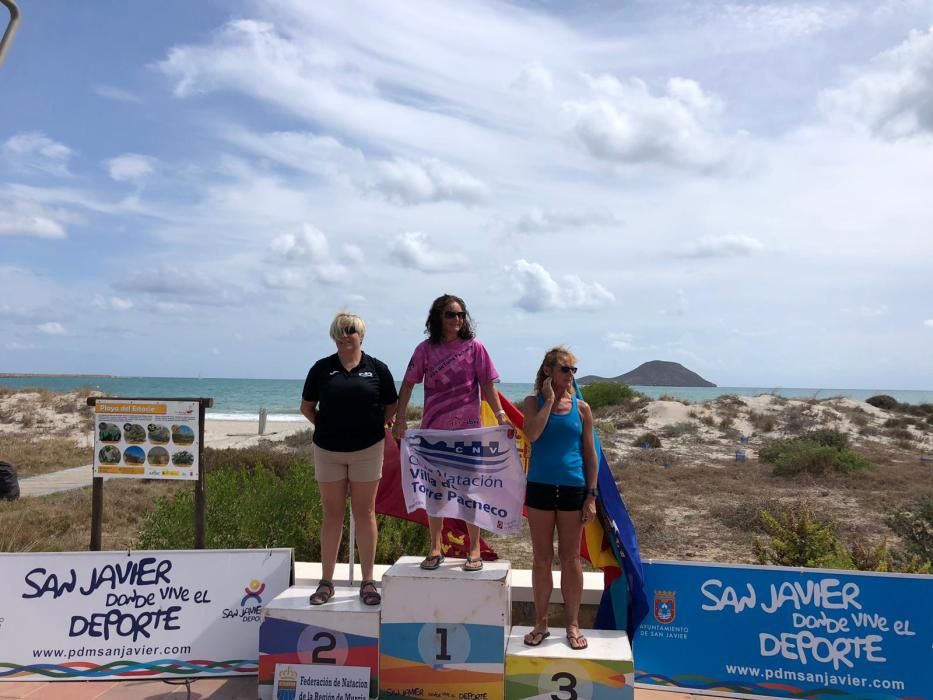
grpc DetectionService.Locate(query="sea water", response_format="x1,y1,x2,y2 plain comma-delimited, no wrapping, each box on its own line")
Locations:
2,376,932,421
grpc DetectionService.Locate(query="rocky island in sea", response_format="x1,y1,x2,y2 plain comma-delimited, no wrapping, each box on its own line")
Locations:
579,360,716,387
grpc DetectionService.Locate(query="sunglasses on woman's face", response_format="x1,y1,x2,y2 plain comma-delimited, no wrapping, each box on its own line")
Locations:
342,327,358,335
443,311,466,320
559,365,578,374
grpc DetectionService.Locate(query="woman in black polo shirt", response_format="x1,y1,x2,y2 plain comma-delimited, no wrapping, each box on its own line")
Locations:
300,312,399,606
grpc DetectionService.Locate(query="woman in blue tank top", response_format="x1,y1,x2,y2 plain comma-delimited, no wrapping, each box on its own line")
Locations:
521,346,598,651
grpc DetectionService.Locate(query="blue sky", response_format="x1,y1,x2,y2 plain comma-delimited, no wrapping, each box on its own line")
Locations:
2,0,933,388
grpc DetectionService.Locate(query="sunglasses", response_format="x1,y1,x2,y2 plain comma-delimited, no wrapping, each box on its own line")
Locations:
559,365,578,374
341,327,358,335
443,311,466,320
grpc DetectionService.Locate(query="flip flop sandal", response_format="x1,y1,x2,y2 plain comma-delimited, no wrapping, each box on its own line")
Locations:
523,630,550,647
420,554,444,570
566,633,588,650
309,580,334,605
462,556,484,572
359,580,381,606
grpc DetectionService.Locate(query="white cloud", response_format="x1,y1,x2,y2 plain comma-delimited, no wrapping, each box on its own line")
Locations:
820,27,933,139
94,295,134,311
507,207,621,234
0,209,66,239
511,61,554,95
607,331,634,350
680,234,764,259
564,75,738,171
93,84,142,103
113,266,243,306
342,244,364,264
924,319,933,328
265,224,348,286
105,154,156,181
370,158,488,205
842,304,889,318
270,225,329,263
389,232,468,273
2,132,73,176
509,259,615,312
36,322,66,336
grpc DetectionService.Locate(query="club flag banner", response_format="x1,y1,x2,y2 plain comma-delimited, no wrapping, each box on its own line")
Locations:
376,432,498,560
490,390,648,639
634,560,932,699
400,425,526,535
0,549,292,681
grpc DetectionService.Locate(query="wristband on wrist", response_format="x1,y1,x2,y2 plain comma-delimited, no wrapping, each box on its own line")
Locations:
495,409,506,417
585,487,598,497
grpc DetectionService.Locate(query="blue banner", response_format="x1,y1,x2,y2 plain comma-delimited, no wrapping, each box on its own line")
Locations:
634,561,932,699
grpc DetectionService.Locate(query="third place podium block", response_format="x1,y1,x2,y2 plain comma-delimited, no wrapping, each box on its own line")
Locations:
505,626,634,700
379,556,511,700
258,585,381,699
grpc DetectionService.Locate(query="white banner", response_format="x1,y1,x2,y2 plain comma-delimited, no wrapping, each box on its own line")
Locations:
273,663,370,700
94,399,200,480
0,549,292,681
401,425,525,534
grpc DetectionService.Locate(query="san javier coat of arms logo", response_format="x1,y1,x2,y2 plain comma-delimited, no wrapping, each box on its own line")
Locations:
654,589,676,624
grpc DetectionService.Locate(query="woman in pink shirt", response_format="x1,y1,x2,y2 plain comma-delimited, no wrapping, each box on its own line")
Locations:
393,294,509,571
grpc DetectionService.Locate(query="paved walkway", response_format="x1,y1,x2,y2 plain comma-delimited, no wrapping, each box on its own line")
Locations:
18,464,93,498
0,679,697,699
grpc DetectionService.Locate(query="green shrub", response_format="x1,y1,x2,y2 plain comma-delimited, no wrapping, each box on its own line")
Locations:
753,502,852,568
579,382,639,409
137,459,427,563
866,394,898,410
632,432,662,449
662,422,698,438
885,497,933,563
748,411,776,432
758,431,871,476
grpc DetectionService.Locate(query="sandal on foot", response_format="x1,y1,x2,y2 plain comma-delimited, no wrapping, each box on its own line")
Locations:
359,580,381,606
566,631,588,650
523,630,550,647
420,554,444,570
309,580,334,605
462,556,483,572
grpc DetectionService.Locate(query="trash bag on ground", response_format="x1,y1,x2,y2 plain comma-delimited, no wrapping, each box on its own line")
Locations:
0,460,20,500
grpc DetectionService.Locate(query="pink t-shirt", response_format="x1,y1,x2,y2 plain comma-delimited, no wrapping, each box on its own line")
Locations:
403,338,499,430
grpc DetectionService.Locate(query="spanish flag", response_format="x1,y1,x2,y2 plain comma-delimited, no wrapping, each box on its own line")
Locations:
375,390,647,636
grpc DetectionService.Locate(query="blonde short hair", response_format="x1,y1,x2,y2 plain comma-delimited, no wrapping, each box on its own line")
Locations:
329,312,366,341
534,346,577,395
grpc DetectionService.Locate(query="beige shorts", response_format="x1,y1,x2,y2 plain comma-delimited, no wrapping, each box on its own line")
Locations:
313,441,384,483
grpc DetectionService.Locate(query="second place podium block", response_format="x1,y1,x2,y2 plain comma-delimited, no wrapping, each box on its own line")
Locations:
259,585,381,699
379,556,512,700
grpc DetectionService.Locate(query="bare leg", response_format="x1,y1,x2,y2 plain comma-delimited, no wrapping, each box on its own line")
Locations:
427,515,443,557
556,509,587,648
526,507,556,641
318,479,349,582
466,522,482,560
349,479,380,582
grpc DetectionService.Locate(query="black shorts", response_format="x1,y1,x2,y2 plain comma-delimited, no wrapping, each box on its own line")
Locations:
525,481,587,512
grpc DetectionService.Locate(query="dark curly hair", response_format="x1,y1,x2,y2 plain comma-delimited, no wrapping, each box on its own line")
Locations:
425,293,475,343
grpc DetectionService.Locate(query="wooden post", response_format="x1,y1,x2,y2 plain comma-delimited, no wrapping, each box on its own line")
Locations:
258,407,268,435
90,477,103,551
195,400,207,549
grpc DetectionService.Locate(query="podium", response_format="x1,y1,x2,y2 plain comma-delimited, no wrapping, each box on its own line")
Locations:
379,556,511,700
258,585,381,699
505,626,634,700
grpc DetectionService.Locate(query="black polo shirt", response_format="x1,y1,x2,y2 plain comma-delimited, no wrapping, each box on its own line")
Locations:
302,352,399,452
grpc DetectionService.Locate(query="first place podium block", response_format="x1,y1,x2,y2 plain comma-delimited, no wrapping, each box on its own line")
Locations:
379,556,511,700
505,626,634,700
259,585,381,700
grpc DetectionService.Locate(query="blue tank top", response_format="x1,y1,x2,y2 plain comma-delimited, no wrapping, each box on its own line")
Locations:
527,393,585,486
